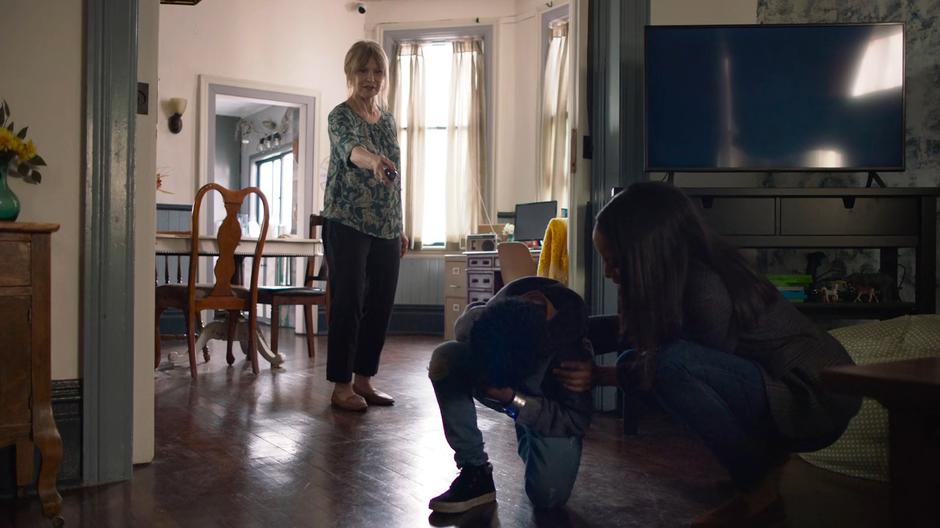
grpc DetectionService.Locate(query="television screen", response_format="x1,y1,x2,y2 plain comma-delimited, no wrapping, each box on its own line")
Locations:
645,24,905,172
513,201,557,242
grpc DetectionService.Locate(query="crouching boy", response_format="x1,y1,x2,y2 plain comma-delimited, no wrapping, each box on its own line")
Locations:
428,277,593,513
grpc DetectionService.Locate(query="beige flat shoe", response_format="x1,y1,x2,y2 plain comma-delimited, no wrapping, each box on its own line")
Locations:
353,386,395,406
331,391,367,412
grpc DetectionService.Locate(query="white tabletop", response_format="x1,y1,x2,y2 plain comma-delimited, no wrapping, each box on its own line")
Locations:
155,232,321,257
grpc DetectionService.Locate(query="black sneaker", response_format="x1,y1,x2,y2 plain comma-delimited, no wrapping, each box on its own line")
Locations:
428,463,497,513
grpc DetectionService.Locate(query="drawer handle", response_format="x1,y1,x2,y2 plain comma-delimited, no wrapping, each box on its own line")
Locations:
842,197,856,209
700,197,714,209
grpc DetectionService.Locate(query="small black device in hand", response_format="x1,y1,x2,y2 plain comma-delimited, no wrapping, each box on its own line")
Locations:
384,167,398,181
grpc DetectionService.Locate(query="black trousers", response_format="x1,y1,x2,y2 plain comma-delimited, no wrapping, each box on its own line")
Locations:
324,220,401,383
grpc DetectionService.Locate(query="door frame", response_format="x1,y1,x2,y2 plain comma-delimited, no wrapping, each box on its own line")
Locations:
82,0,139,484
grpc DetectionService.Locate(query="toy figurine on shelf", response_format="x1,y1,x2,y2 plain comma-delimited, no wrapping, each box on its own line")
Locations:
854,285,879,303
846,272,900,303
819,280,848,303
820,285,840,303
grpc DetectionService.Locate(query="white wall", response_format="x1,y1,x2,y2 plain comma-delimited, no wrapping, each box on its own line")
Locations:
1,1,83,379
505,1,542,213
651,0,757,24
157,0,365,204
157,0,566,218
365,0,517,26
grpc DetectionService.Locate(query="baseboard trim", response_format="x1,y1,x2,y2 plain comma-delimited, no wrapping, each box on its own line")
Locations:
317,304,444,336
0,379,83,497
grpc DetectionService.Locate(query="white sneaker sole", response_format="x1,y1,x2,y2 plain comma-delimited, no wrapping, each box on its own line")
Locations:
428,492,497,514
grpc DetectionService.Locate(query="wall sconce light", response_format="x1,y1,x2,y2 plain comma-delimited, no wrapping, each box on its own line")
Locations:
167,97,187,134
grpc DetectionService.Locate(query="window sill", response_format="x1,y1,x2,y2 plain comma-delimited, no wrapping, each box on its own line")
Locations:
404,247,458,258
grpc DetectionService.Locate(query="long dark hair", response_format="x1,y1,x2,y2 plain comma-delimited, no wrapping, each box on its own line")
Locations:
594,182,777,352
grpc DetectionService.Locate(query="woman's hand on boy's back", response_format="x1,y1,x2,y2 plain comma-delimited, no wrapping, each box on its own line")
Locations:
553,360,595,392
554,357,620,392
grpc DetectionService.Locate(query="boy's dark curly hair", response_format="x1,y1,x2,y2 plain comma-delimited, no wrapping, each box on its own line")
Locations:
469,296,548,388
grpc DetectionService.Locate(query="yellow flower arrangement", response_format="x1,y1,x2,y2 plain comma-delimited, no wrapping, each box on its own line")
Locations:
0,100,45,184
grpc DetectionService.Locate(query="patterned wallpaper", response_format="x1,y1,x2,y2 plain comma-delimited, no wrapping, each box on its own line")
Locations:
751,0,940,310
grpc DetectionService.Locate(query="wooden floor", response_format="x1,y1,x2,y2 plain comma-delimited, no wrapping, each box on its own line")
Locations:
4,333,888,527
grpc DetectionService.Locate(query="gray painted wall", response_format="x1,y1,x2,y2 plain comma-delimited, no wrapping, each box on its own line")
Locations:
214,116,241,189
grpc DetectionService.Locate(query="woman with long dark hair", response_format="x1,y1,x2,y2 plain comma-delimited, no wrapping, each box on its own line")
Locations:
556,182,861,527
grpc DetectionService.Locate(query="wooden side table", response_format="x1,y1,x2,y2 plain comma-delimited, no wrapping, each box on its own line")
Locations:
0,222,63,525
821,357,940,528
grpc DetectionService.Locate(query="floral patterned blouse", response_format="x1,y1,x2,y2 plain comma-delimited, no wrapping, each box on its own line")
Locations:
321,102,402,240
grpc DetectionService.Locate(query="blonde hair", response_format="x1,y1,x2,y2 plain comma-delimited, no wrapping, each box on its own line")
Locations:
344,40,389,108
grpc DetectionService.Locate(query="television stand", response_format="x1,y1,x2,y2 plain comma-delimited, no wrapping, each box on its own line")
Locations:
683,186,939,321
866,171,887,188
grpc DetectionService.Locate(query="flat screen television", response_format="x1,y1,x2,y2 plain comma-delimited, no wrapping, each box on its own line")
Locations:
513,200,557,242
645,23,905,172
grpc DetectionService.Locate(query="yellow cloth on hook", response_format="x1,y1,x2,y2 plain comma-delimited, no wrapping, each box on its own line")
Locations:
537,218,568,284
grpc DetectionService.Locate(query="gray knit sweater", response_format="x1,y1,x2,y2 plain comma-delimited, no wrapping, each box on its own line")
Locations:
682,264,862,447
598,263,862,448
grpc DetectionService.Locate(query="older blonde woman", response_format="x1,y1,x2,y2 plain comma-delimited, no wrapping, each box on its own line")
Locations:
322,40,408,411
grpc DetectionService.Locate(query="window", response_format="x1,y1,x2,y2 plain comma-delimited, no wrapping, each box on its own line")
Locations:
251,150,294,321
539,18,570,206
390,31,489,249
397,43,453,246
252,149,294,237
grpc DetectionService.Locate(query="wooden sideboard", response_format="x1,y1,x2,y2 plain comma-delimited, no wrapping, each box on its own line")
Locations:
0,222,63,524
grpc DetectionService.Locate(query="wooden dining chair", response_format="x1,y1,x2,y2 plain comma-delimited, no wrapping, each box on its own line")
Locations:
257,214,329,359
154,183,270,377
497,242,538,284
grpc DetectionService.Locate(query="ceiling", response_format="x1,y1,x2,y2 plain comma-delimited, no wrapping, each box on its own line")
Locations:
215,95,297,118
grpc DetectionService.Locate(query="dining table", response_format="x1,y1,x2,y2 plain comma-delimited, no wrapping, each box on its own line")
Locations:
155,231,322,369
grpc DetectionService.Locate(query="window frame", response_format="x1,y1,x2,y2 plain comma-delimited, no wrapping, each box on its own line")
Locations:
249,147,296,311
250,146,294,233
383,25,495,250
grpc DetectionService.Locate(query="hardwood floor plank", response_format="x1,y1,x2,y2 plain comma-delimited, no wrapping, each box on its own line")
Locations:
2,333,888,527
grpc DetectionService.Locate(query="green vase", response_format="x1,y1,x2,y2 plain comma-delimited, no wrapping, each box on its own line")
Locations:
0,165,21,221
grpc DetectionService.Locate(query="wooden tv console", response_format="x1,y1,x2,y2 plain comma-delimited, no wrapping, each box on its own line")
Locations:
683,187,938,319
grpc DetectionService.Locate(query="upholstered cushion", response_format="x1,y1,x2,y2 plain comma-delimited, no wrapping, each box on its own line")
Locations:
799,315,940,482
257,286,326,304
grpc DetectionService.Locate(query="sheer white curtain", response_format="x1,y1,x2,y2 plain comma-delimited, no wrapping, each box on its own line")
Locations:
391,41,426,248
539,21,570,206
445,38,486,247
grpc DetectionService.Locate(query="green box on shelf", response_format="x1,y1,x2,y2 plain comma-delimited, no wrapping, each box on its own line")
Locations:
766,274,813,286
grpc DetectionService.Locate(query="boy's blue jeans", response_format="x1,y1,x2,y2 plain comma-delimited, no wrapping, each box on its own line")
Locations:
624,339,786,489
429,341,582,508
